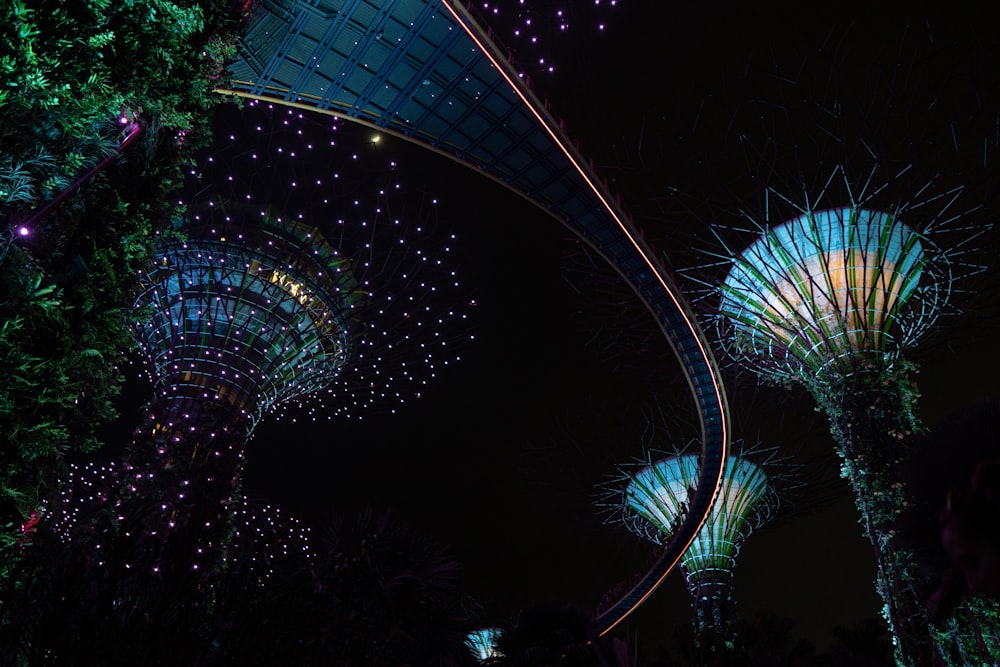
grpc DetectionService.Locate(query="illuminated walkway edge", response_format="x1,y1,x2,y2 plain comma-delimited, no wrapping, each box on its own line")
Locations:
218,0,730,635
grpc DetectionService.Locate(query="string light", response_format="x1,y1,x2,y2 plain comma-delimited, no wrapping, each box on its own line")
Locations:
474,1,621,76
47,100,477,579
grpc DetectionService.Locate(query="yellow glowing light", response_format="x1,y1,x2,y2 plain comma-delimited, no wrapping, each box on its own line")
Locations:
269,269,312,306
764,250,904,354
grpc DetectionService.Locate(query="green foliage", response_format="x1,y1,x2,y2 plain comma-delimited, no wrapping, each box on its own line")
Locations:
815,361,1000,666
0,0,246,569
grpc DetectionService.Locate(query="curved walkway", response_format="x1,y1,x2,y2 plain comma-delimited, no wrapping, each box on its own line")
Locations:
219,0,730,636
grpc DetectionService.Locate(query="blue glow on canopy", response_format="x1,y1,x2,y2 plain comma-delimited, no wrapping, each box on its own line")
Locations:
465,627,503,662
625,454,775,575
134,217,358,433
718,207,928,376
725,208,924,300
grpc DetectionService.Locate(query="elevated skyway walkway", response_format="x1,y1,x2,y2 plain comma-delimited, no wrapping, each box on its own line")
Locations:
219,0,730,635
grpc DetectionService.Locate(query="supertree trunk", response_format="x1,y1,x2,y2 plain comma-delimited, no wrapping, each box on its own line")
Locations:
119,394,250,578
812,360,999,666
687,567,739,651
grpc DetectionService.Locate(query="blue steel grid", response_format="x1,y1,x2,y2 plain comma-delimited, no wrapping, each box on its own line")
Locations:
223,0,729,637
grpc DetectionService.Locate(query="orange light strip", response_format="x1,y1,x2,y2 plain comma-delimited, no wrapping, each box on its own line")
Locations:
437,0,728,635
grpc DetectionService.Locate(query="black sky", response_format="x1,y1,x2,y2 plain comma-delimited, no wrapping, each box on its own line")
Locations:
102,3,1000,657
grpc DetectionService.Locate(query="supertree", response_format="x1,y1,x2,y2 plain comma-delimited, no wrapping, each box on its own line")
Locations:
104,99,473,573
113,213,356,569
465,627,503,663
707,177,1000,667
689,23,1000,665
2,100,474,662
601,444,785,652
15,98,468,571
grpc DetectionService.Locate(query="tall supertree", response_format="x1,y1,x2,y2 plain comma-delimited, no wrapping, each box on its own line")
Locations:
656,18,1000,666
603,445,784,651
2,101,474,662
43,99,472,575
111,100,472,571
710,188,999,666
114,213,357,568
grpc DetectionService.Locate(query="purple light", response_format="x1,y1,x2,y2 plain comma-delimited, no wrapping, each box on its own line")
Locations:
17,226,29,236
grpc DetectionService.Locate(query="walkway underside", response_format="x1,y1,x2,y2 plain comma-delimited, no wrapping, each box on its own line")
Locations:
221,0,730,635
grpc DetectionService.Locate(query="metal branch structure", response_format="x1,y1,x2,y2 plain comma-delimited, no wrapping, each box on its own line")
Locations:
134,216,360,437
605,447,782,648
465,627,503,663
718,205,948,384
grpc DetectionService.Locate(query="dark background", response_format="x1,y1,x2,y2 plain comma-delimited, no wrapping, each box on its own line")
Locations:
104,3,1000,657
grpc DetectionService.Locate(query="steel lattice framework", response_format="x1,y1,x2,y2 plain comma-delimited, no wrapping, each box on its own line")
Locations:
608,451,781,643
465,627,503,662
219,0,730,634
718,206,946,383
135,218,361,433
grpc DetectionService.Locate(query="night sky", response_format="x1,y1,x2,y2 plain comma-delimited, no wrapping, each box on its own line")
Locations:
101,4,1000,657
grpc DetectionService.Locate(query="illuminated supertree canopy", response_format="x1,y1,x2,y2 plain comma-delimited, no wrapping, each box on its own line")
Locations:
133,214,361,435
718,203,947,384
604,446,784,648
465,627,503,662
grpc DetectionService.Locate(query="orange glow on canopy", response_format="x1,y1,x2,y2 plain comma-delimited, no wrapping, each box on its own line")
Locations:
720,208,927,376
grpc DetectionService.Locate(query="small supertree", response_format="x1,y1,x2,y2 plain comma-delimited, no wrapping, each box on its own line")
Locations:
603,444,784,651
465,627,504,663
